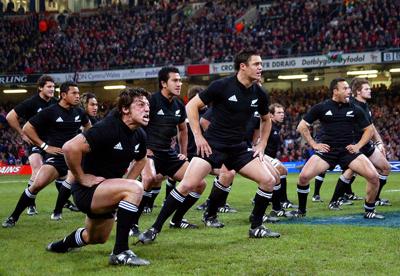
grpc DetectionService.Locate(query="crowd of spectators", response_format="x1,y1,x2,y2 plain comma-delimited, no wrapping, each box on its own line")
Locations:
1,84,399,167
1,0,398,74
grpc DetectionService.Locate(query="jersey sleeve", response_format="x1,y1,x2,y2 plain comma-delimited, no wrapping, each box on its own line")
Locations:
303,103,323,124
257,87,269,116
354,105,371,129
201,107,213,122
198,80,223,105
13,100,31,120
28,107,51,133
178,100,187,124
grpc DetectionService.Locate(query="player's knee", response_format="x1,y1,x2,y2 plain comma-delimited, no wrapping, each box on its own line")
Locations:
298,172,311,185
259,174,276,190
126,179,144,196
381,162,391,175
87,234,108,245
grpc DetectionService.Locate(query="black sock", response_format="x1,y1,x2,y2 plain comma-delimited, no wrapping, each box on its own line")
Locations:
113,201,138,255
10,188,36,221
330,175,348,203
55,179,63,192
148,187,161,208
152,188,185,232
51,227,86,252
364,201,376,213
133,190,152,225
171,192,201,223
280,176,288,202
297,184,310,213
204,178,230,218
272,183,282,211
250,188,272,229
53,181,71,214
344,175,356,194
27,180,37,208
375,174,388,200
314,173,325,196
165,178,177,199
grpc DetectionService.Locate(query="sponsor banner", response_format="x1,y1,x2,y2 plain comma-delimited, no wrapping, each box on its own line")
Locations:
284,161,400,173
186,64,210,75
382,51,400,63
0,74,40,85
210,51,381,74
50,66,185,83
0,165,32,175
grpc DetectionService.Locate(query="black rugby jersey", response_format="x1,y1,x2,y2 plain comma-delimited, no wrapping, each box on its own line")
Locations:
29,104,89,148
265,121,282,158
351,98,373,141
244,111,260,147
14,94,57,120
303,99,370,148
82,112,147,178
146,91,186,151
198,75,269,145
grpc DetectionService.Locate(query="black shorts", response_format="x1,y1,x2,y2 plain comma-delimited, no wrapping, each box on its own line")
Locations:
43,154,68,177
150,149,186,177
200,141,256,171
28,145,45,157
315,147,362,171
360,141,375,158
71,182,116,219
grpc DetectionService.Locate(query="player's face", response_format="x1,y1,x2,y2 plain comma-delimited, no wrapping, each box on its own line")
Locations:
272,107,285,123
336,81,351,103
86,98,98,117
163,73,182,96
243,55,263,81
63,86,81,106
358,83,371,100
129,96,150,126
39,81,55,99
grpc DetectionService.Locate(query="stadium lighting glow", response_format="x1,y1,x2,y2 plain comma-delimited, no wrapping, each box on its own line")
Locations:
314,77,320,81
55,88,60,92
104,85,126,90
389,68,400,73
277,74,308,80
355,74,378,79
3,89,28,94
347,70,378,75
301,78,308,82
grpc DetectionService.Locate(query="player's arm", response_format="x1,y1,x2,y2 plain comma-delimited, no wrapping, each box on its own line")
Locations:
63,134,104,187
186,94,211,157
346,124,374,154
297,119,330,152
6,109,32,144
200,117,210,131
126,157,147,180
177,121,188,158
253,113,271,159
371,125,386,155
82,121,92,132
22,121,63,154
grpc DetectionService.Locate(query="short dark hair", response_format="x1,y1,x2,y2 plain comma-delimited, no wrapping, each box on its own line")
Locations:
80,92,97,109
269,103,284,114
116,87,150,115
158,67,180,90
234,50,260,71
37,75,55,92
60,81,78,95
187,86,204,101
350,78,370,97
329,78,346,94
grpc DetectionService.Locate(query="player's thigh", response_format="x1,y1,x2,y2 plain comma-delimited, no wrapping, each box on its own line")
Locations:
299,155,330,184
368,149,391,173
348,155,379,180
239,158,275,186
31,164,59,192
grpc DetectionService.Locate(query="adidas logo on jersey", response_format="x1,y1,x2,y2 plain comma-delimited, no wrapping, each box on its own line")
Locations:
46,157,55,163
74,115,81,122
175,110,181,117
228,95,238,102
113,142,123,150
37,108,42,113
325,110,333,116
56,117,64,122
134,143,140,153
251,99,258,107
157,109,165,115
346,110,354,117
254,111,260,118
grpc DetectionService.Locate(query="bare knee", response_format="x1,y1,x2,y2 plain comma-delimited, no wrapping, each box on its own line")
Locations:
298,172,312,185
259,174,276,191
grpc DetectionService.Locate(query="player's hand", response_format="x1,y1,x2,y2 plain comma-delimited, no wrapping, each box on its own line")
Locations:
78,174,105,187
45,146,63,155
177,153,188,160
21,134,33,145
313,143,330,152
194,134,212,158
253,143,265,161
376,143,386,157
346,144,360,154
